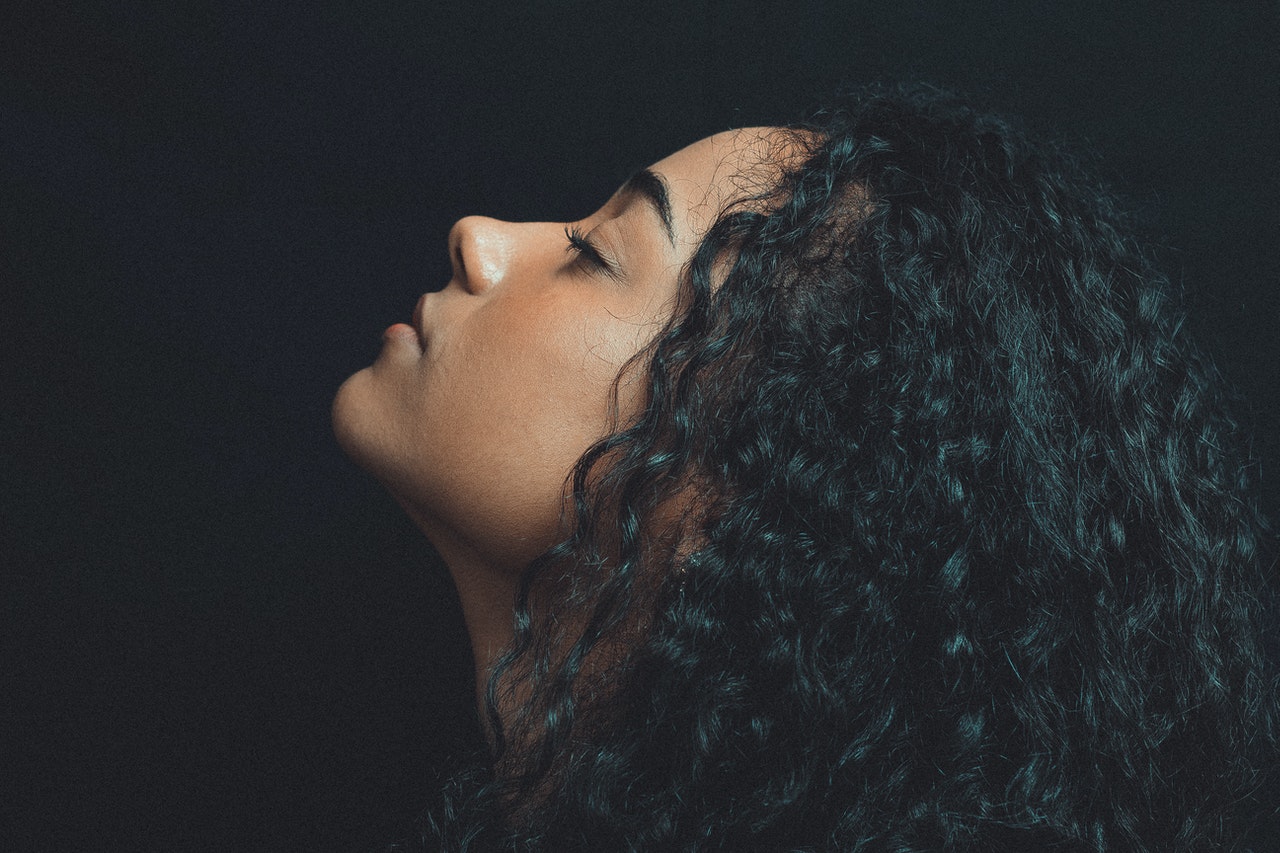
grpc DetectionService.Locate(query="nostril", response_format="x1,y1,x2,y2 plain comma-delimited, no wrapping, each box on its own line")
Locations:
453,216,486,292
447,218,475,292
448,215,510,295
452,238,466,280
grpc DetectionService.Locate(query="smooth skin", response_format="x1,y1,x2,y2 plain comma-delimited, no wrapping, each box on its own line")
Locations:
333,128,786,715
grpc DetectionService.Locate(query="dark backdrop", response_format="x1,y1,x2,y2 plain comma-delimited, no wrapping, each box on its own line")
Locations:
3,1,1276,851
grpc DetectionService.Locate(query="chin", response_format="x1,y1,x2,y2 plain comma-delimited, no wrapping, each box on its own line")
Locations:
331,366,383,470
331,367,430,517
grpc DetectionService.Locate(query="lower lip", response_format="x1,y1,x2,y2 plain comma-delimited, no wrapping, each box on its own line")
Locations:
383,322,420,344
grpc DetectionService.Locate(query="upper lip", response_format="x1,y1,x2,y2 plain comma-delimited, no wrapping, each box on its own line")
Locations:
412,294,428,347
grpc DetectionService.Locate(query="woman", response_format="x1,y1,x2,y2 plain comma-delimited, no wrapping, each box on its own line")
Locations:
334,86,1277,851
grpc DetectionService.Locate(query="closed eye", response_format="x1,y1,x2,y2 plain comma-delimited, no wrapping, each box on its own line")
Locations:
565,226,620,280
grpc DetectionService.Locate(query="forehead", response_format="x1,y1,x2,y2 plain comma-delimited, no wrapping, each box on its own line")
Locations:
647,127,789,247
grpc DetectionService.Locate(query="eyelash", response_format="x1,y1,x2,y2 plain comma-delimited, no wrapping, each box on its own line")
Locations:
565,226,619,278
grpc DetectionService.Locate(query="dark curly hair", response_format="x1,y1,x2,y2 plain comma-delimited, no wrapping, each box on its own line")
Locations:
401,84,1279,852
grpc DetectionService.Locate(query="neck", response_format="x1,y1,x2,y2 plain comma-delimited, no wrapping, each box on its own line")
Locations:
446,550,519,730
397,504,520,742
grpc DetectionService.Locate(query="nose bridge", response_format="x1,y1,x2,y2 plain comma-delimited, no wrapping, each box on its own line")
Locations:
449,215,517,294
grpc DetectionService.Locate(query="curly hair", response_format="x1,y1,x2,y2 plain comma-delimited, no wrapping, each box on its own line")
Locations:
402,84,1279,852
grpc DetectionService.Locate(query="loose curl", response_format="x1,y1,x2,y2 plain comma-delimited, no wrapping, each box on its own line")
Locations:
404,85,1278,852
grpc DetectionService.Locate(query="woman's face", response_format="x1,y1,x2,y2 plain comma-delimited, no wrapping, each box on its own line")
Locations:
333,128,781,575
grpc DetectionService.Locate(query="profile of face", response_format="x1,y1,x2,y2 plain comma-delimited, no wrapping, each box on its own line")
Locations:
332,128,784,578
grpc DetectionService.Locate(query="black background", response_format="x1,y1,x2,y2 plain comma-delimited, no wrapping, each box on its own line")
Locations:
3,1,1277,851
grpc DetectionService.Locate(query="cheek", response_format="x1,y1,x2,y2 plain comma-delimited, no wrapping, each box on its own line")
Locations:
392,297,655,568
460,293,650,426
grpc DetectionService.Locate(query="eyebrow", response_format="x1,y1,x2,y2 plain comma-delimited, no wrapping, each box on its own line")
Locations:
620,168,675,247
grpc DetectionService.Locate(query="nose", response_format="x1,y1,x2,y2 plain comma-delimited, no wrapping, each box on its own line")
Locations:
448,215,517,295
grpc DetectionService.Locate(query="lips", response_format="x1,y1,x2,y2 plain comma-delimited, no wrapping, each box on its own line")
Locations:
412,294,428,347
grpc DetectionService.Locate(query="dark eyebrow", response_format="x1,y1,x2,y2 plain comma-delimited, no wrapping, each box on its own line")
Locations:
620,168,675,247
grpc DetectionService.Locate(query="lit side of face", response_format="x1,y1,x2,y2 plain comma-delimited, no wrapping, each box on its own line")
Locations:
332,129,782,577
